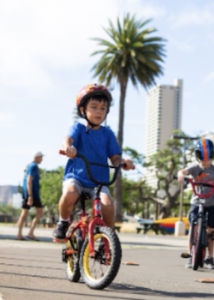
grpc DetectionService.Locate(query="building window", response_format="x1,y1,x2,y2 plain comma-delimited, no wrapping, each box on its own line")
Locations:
174,87,179,129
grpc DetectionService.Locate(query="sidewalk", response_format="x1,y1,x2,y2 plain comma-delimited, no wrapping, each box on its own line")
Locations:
0,225,188,249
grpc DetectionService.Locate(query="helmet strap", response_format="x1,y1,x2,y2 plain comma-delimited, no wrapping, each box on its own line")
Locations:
82,110,98,133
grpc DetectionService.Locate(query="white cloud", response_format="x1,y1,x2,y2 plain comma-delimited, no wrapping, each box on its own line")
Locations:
203,72,214,83
0,0,166,93
169,3,214,28
0,0,119,92
122,0,166,18
0,113,18,127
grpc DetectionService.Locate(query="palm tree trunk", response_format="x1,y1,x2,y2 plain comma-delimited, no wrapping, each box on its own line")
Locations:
113,75,127,222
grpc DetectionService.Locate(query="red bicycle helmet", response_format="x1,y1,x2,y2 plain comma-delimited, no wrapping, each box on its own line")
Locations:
76,83,112,117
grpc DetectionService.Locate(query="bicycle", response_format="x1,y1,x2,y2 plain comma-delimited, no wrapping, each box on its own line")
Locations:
178,176,214,270
56,150,134,289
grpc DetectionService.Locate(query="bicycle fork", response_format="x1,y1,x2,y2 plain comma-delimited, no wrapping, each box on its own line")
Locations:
89,197,109,258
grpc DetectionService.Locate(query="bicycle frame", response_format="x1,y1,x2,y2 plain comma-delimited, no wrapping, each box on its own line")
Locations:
66,196,108,258
190,202,208,248
59,151,134,259
178,175,214,268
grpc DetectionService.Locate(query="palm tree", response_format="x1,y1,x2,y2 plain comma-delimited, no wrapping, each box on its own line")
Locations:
91,14,166,222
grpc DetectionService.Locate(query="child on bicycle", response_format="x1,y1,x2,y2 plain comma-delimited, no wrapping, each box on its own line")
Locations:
53,83,133,241
177,138,214,269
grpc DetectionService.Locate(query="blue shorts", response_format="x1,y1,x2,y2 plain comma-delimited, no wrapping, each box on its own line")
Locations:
188,205,214,229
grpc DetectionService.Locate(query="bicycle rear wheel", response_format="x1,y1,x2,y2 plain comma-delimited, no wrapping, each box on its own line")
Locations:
65,231,83,282
79,226,122,289
192,217,203,270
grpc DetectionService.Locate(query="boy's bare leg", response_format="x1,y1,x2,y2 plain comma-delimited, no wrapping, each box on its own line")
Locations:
100,194,114,229
17,209,28,239
188,228,191,254
28,207,43,238
59,185,79,220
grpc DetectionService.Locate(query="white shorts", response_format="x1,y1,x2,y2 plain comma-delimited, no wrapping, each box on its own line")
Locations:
63,178,111,199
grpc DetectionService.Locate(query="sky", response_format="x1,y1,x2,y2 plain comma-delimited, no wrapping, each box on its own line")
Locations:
1,0,214,186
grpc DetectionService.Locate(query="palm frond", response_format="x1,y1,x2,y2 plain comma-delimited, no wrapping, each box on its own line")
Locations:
90,14,166,91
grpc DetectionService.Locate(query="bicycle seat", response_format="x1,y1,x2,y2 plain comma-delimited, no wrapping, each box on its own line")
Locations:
78,192,92,201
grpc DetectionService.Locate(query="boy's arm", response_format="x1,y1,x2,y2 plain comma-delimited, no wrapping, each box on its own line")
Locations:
177,169,189,183
62,137,76,159
110,154,133,170
27,175,33,206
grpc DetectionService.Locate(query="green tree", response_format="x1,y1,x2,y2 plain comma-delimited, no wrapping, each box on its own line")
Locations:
39,167,64,220
122,147,153,218
91,14,166,221
0,204,21,218
144,135,195,218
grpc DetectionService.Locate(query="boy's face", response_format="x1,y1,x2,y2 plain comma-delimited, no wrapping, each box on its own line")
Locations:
81,98,108,127
199,159,211,168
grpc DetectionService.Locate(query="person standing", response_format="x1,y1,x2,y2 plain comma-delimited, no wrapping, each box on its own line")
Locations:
17,151,44,241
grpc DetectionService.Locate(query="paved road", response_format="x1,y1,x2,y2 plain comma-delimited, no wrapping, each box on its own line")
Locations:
0,226,214,300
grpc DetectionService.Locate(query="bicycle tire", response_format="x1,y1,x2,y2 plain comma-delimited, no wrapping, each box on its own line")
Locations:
79,226,122,289
192,217,203,270
65,233,83,282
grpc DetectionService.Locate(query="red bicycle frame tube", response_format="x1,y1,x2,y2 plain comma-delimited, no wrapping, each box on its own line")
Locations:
89,217,106,257
188,178,214,198
89,197,106,257
59,150,133,258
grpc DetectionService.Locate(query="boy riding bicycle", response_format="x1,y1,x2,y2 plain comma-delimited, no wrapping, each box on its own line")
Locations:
53,83,133,241
177,138,214,269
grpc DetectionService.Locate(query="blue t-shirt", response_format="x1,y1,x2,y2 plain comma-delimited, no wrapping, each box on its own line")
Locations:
22,162,40,199
63,123,121,187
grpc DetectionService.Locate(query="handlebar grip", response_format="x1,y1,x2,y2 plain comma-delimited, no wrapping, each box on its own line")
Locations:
122,164,135,170
59,150,66,155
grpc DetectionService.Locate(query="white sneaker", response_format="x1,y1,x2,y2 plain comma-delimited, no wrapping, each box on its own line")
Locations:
185,257,192,268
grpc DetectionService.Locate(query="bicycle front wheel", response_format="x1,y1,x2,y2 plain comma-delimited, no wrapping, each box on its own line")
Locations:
192,217,203,271
79,226,122,289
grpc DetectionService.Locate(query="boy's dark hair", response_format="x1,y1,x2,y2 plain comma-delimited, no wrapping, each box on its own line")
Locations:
77,94,110,118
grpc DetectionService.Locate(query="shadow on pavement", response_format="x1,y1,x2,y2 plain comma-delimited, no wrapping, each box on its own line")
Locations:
0,285,133,300
0,255,62,264
0,282,213,300
0,262,63,271
109,282,214,298
0,234,53,243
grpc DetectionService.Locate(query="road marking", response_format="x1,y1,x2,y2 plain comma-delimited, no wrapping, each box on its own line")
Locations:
195,278,214,283
122,261,139,266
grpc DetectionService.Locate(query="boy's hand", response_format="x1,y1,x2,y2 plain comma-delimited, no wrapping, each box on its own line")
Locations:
64,146,77,159
177,171,185,183
123,159,134,170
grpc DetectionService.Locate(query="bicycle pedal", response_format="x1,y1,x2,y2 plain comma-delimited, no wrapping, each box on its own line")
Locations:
66,226,74,238
181,253,191,258
53,238,67,243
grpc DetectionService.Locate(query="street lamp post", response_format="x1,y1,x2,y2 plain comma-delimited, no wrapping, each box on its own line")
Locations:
172,135,199,235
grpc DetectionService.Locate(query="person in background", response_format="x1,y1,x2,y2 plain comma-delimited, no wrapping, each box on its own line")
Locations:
17,151,44,241
177,138,214,269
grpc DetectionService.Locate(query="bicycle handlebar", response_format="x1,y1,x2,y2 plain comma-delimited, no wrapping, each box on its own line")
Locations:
59,150,135,187
174,175,214,198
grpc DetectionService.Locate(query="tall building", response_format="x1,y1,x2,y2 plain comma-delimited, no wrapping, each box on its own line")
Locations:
144,79,183,186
